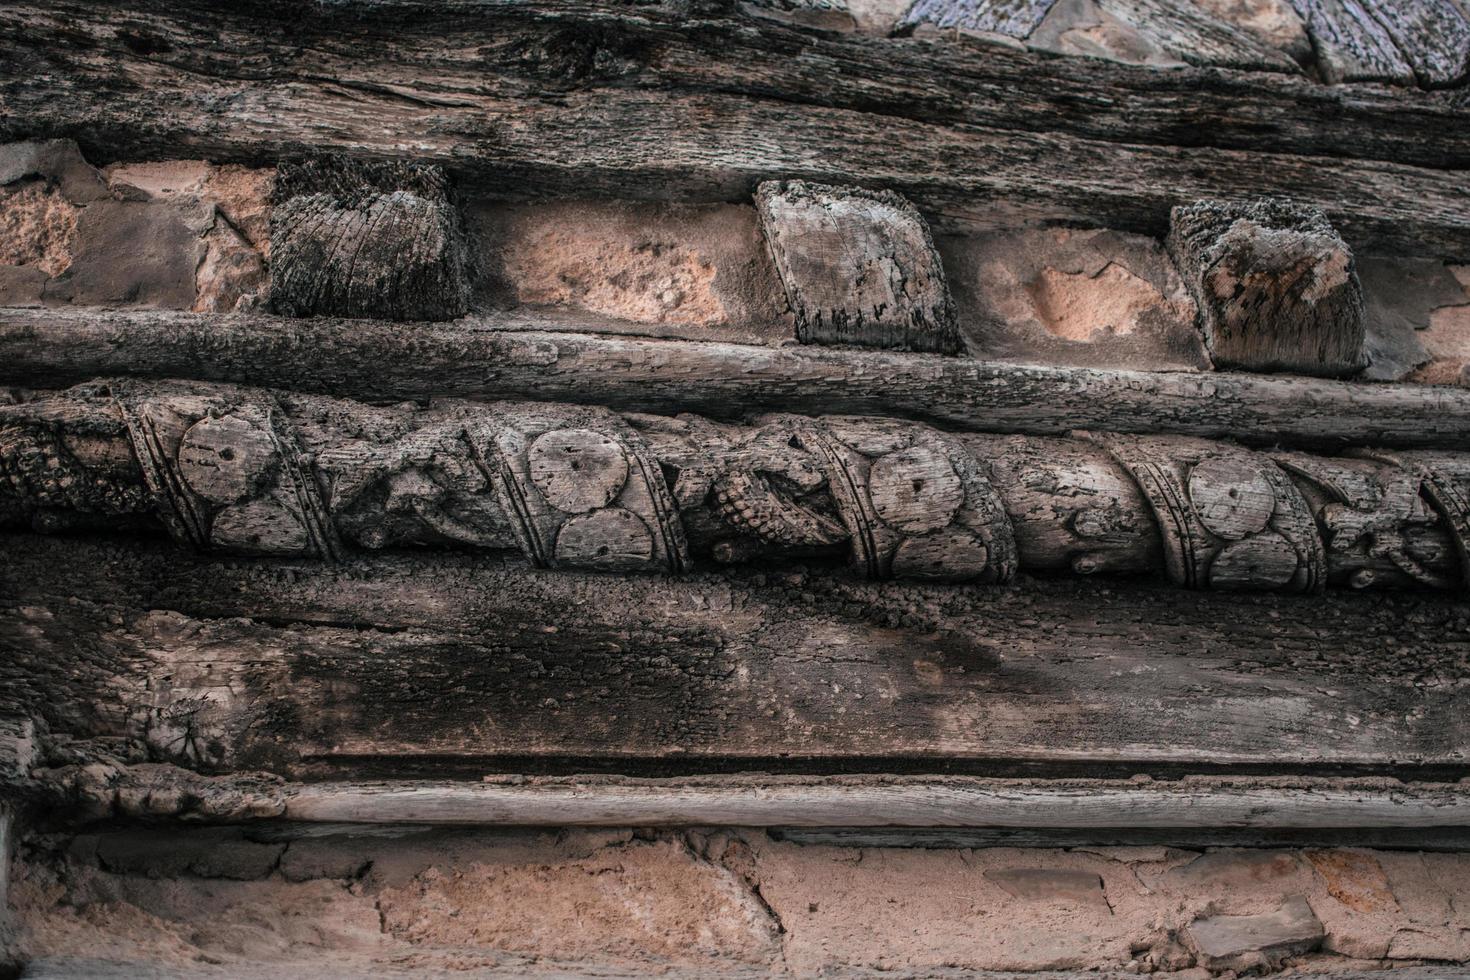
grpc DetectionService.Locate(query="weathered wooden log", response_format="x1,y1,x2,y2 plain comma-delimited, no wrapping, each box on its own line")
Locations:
4,1,1470,254
9,307,1470,450
1168,199,1367,377
1,379,1465,592
18,761,1470,829
1359,0,1470,88
754,180,962,354
1287,0,1416,84
4,534,1467,777
269,157,469,322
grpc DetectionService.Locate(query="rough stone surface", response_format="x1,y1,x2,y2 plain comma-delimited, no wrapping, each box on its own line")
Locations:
1407,265,1470,386
1356,256,1469,381
471,199,790,345
0,142,272,312
1184,896,1324,971
11,830,1470,976
945,226,1207,371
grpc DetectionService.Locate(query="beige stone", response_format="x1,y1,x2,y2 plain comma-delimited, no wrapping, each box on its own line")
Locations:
470,199,791,345
947,225,1207,371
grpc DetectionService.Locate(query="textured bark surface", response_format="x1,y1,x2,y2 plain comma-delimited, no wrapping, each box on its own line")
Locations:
3,1,1470,256
4,534,1467,778
10,307,1470,450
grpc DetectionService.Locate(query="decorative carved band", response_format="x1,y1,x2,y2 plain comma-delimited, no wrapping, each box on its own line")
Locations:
3,379,1468,594
1089,433,1325,593
115,385,341,560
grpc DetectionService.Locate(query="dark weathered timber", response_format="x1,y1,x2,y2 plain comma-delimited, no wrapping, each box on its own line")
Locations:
1289,0,1416,83
1168,199,1367,377
899,0,1058,36
7,307,1470,450
755,181,962,353
3,534,1467,778
1362,0,1470,88
269,158,469,322
4,2,1470,254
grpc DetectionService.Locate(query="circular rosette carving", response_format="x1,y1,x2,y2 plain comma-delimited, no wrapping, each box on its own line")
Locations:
1090,434,1324,593
867,445,965,534
786,417,1016,584
1187,456,1275,541
528,429,630,513
554,507,655,571
178,411,280,506
483,409,689,575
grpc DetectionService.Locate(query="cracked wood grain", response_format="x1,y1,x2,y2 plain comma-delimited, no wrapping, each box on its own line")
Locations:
6,307,1470,450
2,1,1470,254
3,534,1467,778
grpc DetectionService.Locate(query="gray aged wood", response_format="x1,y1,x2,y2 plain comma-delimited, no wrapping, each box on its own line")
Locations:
3,1,1470,254
5,379,1466,592
1168,199,1367,377
8,307,1470,450
899,0,1059,37
755,181,962,354
4,534,1468,777
1363,0,1470,88
280,776,1470,827
1288,0,1415,83
270,157,469,322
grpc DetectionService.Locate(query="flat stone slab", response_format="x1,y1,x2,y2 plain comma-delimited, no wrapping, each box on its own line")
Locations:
1185,895,1324,971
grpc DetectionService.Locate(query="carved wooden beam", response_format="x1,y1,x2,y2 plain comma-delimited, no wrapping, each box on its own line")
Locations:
9,307,1470,450
3,378,1466,592
3,1,1470,255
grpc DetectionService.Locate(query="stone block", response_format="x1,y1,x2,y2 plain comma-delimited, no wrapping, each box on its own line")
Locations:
1185,895,1324,971
946,225,1207,371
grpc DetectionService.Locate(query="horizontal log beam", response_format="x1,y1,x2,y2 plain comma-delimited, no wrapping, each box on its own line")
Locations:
18,759,1470,828
4,535,1467,777
282,775,1470,827
4,377,1466,594
6,307,1470,450
3,2,1470,254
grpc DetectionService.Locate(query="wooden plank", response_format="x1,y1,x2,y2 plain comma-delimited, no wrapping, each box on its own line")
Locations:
281,776,1470,827
4,535,1468,777
8,307,1470,450
774,825,1470,849
1289,0,1415,83
3,2,1470,254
